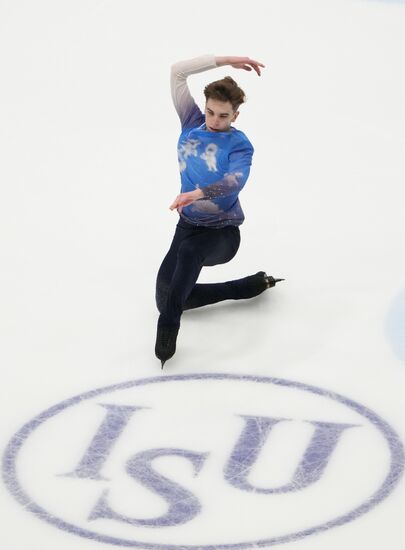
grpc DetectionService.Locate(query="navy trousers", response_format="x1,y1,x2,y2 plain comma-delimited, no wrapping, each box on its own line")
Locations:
155,217,264,327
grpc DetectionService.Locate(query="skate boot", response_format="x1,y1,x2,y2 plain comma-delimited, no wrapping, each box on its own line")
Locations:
155,324,179,369
263,272,285,288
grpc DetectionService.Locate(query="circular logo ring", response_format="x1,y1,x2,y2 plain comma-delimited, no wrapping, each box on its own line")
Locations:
2,373,404,548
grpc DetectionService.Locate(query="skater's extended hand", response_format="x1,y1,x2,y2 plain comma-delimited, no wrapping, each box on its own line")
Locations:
215,56,265,76
170,188,204,212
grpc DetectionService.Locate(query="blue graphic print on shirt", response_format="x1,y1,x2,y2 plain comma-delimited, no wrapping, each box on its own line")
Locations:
177,104,254,227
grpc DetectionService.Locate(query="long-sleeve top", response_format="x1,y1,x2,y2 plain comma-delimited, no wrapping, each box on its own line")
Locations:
171,54,254,227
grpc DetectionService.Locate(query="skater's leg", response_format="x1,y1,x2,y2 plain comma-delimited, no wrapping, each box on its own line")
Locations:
155,222,193,314
183,271,269,310
182,225,271,310
158,237,206,327
158,225,240,326
155,248,178,315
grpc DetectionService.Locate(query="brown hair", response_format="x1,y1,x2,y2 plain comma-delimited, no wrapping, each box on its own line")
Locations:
203,76,246,112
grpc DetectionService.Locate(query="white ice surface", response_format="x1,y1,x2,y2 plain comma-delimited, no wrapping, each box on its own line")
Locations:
1,1,405,549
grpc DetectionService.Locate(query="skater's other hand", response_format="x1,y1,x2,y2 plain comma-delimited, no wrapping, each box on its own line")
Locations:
215,56,265,76
170,189,204,211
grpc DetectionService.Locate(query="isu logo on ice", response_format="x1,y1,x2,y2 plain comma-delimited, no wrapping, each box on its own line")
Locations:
3,374,404,549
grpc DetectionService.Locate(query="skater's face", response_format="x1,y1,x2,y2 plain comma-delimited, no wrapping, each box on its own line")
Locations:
204,98,239,132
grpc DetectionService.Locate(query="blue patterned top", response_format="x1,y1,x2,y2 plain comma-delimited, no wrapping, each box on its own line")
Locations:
171,55,254,227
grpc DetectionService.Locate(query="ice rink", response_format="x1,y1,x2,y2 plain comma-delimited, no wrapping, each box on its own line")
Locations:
1,1,405,548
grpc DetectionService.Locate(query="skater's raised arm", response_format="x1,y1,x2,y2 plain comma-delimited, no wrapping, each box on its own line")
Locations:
170,55,265,130
170,54,218,130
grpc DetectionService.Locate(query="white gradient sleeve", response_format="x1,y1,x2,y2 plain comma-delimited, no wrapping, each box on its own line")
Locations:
170,54,218,129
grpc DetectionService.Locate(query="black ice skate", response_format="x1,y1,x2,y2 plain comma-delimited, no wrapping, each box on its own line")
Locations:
155,324,179,369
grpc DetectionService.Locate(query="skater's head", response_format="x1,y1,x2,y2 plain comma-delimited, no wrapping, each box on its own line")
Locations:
203,76,246,132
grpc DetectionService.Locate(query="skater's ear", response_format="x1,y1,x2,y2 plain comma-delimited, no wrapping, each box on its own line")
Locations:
232,110,240,122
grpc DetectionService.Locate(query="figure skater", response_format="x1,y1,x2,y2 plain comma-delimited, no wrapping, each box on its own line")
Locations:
155,54,284,368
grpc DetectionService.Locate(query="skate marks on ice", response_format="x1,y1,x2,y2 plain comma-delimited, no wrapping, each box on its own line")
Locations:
2,374,404,548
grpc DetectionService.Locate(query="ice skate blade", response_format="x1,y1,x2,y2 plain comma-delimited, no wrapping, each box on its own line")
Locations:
264,275,286,288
